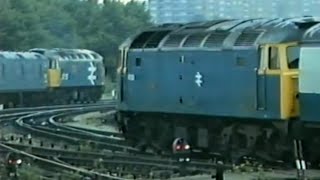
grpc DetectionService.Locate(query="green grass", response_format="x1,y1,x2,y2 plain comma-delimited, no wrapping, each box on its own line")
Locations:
18,165,45,179
19,164,83,179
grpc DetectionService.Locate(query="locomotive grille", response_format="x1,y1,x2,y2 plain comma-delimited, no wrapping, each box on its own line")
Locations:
234,32,261,46
131,31,155,49
183,33,208,47
203,33,230,48
163,34,186,48
144,31,171,48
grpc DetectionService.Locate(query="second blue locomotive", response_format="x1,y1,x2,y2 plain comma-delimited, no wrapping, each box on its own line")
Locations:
0,48,105,108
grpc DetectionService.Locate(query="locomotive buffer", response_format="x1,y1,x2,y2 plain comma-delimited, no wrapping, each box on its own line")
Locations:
172,138,191,176
293,139,307,179
5,152,22,179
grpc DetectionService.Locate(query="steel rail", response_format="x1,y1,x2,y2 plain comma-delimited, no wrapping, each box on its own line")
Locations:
0,142,127,180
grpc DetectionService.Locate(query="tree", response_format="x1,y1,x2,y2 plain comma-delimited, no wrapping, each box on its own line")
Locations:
0,0,151,80
66,0,151,80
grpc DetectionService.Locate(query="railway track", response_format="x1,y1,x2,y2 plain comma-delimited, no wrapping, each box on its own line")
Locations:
2,100,314,179
0,101,122,179
0,101,230,179
49,109,320,179
13,112,143,155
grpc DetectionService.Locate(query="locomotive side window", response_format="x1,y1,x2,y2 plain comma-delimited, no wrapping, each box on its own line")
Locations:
268,47,280,69
287,46,300,69
236,56,246,66
135,58,142,67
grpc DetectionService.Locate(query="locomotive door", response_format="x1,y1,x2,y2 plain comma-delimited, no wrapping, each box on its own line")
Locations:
256,45,282,115
256,68,266,110
256,48,267,110
48,58,61,87
118,48,128,102
257,43,299,119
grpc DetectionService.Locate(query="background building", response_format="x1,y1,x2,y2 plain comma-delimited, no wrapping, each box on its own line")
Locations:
147,0,320,24
101,0,147,4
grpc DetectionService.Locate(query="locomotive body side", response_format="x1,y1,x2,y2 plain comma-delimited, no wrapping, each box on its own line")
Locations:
57,59,105,102
299,44,320,122
117,20,302,121
0,52,49,92
123,48,283,120
0,52,50,107
58,60,105,87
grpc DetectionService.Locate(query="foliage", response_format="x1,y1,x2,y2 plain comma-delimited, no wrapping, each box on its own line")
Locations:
0,0,151,80
19,164,83,179
18,164,44,180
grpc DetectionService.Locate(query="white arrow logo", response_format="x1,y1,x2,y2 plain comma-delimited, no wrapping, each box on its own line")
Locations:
88,62,97,85
195,72,203,87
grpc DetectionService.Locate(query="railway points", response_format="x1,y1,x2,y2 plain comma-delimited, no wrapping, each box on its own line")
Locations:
171,169,320,180
0,101,224,179
0,101,319,179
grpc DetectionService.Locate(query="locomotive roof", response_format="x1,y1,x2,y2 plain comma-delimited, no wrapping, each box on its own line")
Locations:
0,51,46,60
122,16,320,50
29,48,103,61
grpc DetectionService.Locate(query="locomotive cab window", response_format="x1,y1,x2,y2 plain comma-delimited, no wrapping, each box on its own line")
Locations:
268,47,280,69
49,59,55,68
287,46,300,69
49,58,59,69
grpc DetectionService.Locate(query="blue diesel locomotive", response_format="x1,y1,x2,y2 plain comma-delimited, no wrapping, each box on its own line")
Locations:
0,48,105,107
116,17,320,164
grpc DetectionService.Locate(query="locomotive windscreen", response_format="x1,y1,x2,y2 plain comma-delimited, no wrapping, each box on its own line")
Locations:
287,46,300,69
299,46,320,94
